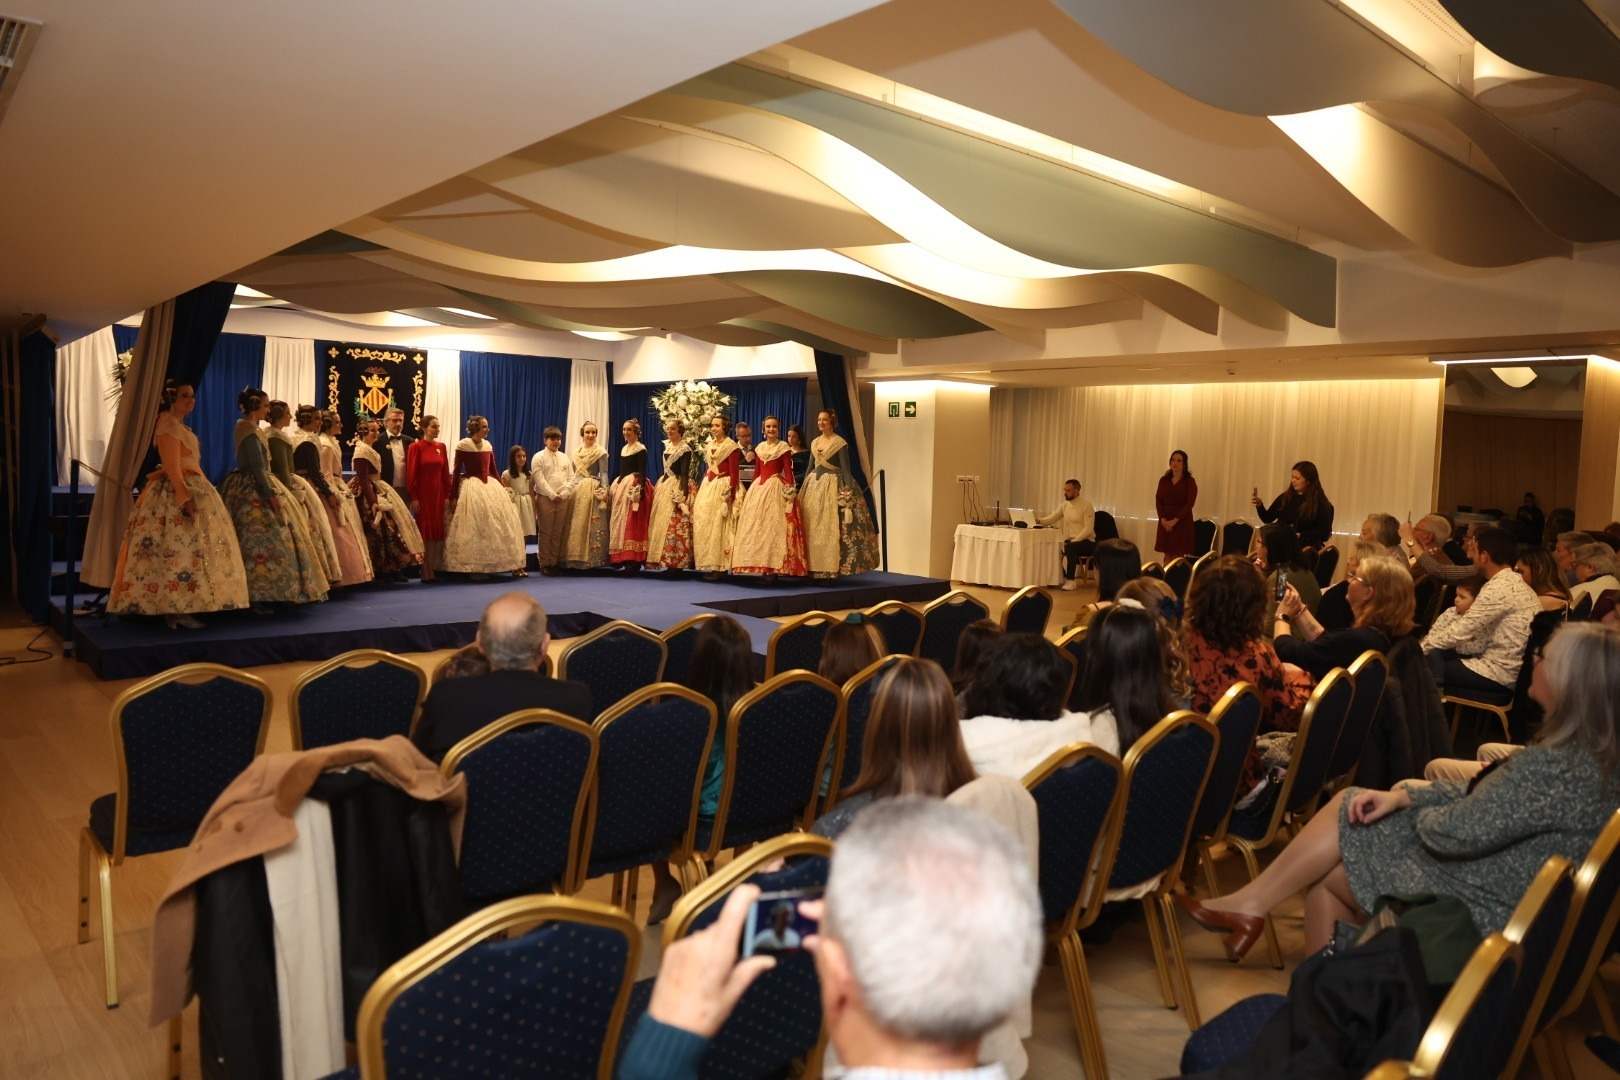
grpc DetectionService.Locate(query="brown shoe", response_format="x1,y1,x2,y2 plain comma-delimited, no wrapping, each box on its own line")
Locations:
1173,894,1266,962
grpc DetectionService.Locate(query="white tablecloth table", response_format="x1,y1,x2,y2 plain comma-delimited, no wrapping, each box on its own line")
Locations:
950,524,1063,589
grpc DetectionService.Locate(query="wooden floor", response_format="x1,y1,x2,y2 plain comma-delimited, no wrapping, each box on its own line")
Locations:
0,581,1609,1079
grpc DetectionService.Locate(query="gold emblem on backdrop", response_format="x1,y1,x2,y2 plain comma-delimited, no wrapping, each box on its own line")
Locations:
321,343,428,430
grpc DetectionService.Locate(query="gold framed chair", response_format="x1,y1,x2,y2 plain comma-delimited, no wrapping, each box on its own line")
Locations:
861,599,923,657
289,647,426,750
658,612,719,685
1055,624,1089,712
556,619,667,716
1498,856,1578,1079
1409,935,1523,1079
1000,585,1054,636
353,895,641,1080
78,663,271,1009
823,654,905,813
917,589,991,670
765,609,838,678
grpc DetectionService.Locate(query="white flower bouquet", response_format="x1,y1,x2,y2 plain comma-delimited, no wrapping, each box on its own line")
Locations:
650,379,734,456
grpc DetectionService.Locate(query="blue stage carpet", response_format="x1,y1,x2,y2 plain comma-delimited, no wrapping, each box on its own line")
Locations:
49,570,950,681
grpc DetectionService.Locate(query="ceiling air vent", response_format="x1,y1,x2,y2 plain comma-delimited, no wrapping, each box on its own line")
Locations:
0,15,43,128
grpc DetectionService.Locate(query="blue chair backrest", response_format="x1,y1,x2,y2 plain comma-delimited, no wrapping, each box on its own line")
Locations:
1094,510,1119,541
1221,521,1254,557
1165,559,1193,600
567,627,665,715
839,657,902,793
589,695,714,877
1193,519,1216,556
1189,687,1263,842
1313,545,1340,588
1503,861,1575,1063
721,678,840,847
1028,751,1121,926
1327,655,1386,784
454,723,595,905
769,619,831,677
296,659,420,749
867,606,922,656
1003,590,1052,636
1429,938,1522,1080
1059,633,1088,712
662,619,713,687
919,594,989,670
1538,815,1620,1033
1285,673,1353,816
1107,718,1216,891
383,919,631,1077
121,675,265,833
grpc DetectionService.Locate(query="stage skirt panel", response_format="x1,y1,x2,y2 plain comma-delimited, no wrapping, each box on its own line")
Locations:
729,448,807,577
443,477,526,574
109,473,250,616
608,475,651,564
646,473,694,570
219,470,329,604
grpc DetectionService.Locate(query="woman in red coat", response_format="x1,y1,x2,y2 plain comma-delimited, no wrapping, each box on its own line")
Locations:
1155,449,1198,559
407,415,452,581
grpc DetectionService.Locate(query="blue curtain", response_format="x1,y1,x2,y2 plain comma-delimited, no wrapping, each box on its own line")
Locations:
606,379,662,476
459,351,571,473
14,331,56,620
813,351,875,518
194,333,267,483
165,281,236,388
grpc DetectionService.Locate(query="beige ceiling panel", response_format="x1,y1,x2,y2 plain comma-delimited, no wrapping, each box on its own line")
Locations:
229,254,430,288
1149,265,1291,331
837,244,1134,308
382,209,659,263
378,178,533,219
513,295,780,330
743,306,900,354
258,279,471,314
680,324,790,348
352,250,759,309
1107,275,1221,334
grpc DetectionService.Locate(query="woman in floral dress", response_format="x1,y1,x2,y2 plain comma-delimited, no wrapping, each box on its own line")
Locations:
608,419,652,569
108,381,249,628
218,388,328,611
729,415,807,577
645,419,695,571
406,415,451,581
318,411,375,583
692,415,741,576
350,418,425,581
292,406,370,587
267,400,341,585
562,421,610,569
799,408,879,578
443,415,527,578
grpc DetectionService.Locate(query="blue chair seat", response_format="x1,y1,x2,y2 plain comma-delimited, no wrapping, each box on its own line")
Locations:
89,793,198,856
1179,993,1289,1073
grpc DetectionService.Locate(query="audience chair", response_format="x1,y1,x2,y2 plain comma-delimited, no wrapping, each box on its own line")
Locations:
289,648,426,750
440,710,598,909
765,609,837,678
1022,744,1126,1080
1570,593,1594,621
659,613,718,687
1187,683,1265,898
1222,668,1355,969
1096,711,1220,1029
1001,585,1054,636
78,663,271,1009
1411,576,1447,634
1325,651,1389,795
619,834,835,1079
1094,509,1120,542
1529,809,1620,1080
694,672,841,871
824,654,903,812
1164,557,1193,601
346,895,640,1080
1220,520,1256,559
861,599,923,657
576,685,717,918
1056,624,1088,712
556,620,667,716
1313,543,1341,588
1409,934,1524,1080
1498,856,1579,1079
1190,550,1216,580
1142,561,1166,580
1193,518,1217,557
1441,612,1554,744
918,590,991,670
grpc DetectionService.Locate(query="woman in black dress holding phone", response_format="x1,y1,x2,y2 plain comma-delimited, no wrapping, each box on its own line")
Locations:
1251,459,1334,550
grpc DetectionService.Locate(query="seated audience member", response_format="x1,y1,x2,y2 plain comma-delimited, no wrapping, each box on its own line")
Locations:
412,592,592,762
961,633,1110,775
433,643,491,684
1116,574,1179,624
1421,524,1541,698
1068,537,1140,629
1178,622,1620,956
1423,740,1521,783
1517,546,1572,611
1399,513,1477,583
1361,512,1404,558
950,618,1003,714
1115,578,1192,705
1185,556,1311,791
618,799,1043,1080
813,657,976,839
1544,507,1576,548
1422,572,1487,650
1255,522,1321,620
1553,530,1595,588
1274,555,1414,681
817,614,883,687
1038,478,1096,592
1571,542,1620,608
1075,604,1180,754
1317,539,1382,631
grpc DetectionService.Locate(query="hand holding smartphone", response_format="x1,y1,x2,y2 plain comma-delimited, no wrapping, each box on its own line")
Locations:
742,887,823,957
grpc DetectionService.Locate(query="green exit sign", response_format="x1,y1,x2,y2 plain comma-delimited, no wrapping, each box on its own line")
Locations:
904,401,918,417
888,401,899,417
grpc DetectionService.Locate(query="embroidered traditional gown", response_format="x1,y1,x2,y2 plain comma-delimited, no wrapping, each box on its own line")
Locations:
800,433,879,578
109,411,249,616
608,441,652,565
351,441,425,574
692,436,740,573
443,438,526,574
269,426,341,583
562,445,609,568
406,438,450,542
319,433,375,582
645,437,694,570
294,430,370,587
729,440,808,576
507,469,537,538
219,420,328,603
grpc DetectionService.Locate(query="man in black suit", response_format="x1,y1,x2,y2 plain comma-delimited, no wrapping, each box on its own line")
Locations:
413,592,593,762
379,406,413,497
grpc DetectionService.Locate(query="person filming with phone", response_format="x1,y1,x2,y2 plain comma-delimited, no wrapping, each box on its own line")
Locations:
1251,460,1334,551
618,799,1042,1080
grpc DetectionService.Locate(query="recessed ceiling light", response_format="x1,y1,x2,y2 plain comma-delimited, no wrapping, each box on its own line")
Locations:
1490,367,1537,388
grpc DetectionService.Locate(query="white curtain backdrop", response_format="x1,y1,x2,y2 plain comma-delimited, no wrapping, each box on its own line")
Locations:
988,378,1444,562
54,327,120,485
565,358,609,454
261,337,315,411
422,348,461,467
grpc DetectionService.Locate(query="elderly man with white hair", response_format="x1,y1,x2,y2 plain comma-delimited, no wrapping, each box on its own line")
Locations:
619,798,1043,1079
1398,513,1476,583
1571,542,1620,608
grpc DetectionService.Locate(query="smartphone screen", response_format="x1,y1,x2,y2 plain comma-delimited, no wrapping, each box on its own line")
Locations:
742,887,822,956
1275,571,1288,601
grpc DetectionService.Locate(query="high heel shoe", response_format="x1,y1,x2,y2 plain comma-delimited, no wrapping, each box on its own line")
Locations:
1173,894,1266,962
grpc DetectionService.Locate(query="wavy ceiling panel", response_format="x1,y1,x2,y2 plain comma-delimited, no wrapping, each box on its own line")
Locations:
712,269,989,338
1437,0,1620,94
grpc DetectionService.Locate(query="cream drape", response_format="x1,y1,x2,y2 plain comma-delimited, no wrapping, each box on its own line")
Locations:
80,302,178,589
422,348,461,468
261,337,315,412
988,378,1444,560
54,327,120,485
565,358,609,455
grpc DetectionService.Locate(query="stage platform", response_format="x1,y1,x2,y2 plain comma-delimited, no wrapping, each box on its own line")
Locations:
47,570,951,681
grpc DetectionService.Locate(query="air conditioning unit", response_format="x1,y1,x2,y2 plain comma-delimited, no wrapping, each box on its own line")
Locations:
0,15,43,128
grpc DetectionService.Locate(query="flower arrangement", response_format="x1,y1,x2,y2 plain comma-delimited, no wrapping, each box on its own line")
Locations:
106,349,133,403
650,379,733,455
